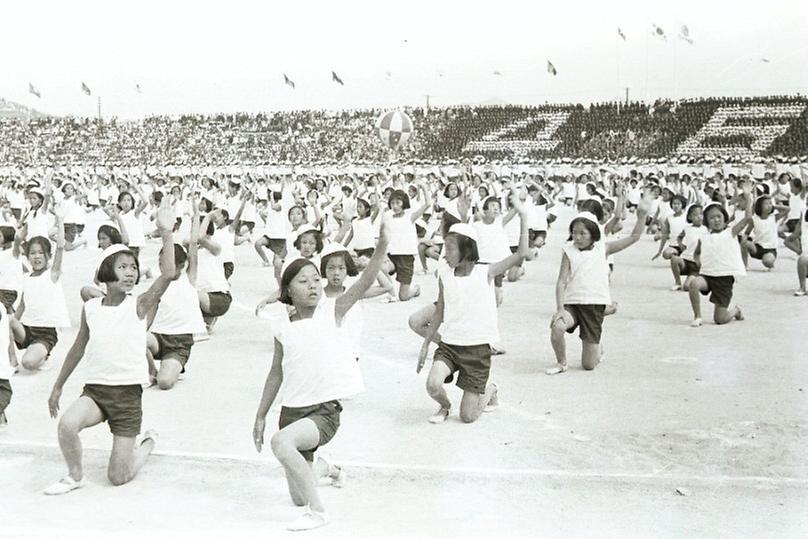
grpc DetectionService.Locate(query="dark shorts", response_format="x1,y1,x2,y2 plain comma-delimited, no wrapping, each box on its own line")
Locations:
681,259,700,276
278,400,342,462
434,341,492,394
354,247,374,258
64,223,79,243
127,246,141,259
153,333,194,369
239,220,256,233
15,325,58,354
786,219,799,234
203,291,232,317
0,289,18,313
263,237,287,257
700,275,735,308
564,304,606,344
670,244,685,256
223,262,234,280
81,384,143,437
0,378,11,414
388,254,414,285
749,244,777,261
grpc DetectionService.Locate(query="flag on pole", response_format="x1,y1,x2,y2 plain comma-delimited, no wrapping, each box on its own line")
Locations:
135,84,142,94
546,60,557,76
81,82,92,96
652,24,666,41
28,83,41,98
492,70,503,76
331,71,344,85
283,74,295,89
617,27,626,41
761,58,771,63
678,25,693,44
385,71,392,80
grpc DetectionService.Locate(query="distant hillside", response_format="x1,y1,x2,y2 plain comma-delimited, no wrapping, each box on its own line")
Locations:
0,98,48,120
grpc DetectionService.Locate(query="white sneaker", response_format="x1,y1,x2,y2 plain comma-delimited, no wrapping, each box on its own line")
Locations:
44,476,84,495
794,290,807,297
331,466,347,488
483,384,499,413
670,284,682,291
690,318,703,328
545,363,567,375
287,507,329,531
428,407,450,424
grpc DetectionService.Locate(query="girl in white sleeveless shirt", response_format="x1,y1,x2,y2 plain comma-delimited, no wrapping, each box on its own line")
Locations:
44,197,176,496
417,189,529,425
386,182,430,301
668,204,707,291
252,217,391,532
794,206,808,296
147,202,205,390
0,309,15,428
741,195,778,270
546,188,652,375
10,211,69,371
651,195,688,262
688,183,753,327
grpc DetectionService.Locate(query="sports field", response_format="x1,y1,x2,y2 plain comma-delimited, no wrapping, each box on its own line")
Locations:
2,207,806,537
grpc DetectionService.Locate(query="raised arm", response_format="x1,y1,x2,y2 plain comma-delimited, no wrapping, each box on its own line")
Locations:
136,197,176,319
335,215,391,321
606,187,652,256
187,196,200,286
730,183,754,237
489,189,529,278
409,182,431,222
50,209,65,282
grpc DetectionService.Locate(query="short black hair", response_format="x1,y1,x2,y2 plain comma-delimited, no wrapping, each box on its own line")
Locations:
0,225,15,244
482,196,501,211
388,190,411,210
97,225,123,244
96,251,141,284
568,217,601,243
671,195,688,208
685,204,703,224
443,182,459,198
293,230,324,253
754,195,772,217
288,205,305,220
279,258,319,305
118,191,135,207
25,236,52,258
445,232,479,263
320,251,358,278
703,203,729,224
579,199,605,222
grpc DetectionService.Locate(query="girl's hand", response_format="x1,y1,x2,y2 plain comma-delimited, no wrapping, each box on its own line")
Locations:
48,386,62,418
254,298,269,316
416,341,430,373
253,417,266,452
651,252,661,261
155,196,174,233
509,189,526,212
52,203,65,221
637,187,654,214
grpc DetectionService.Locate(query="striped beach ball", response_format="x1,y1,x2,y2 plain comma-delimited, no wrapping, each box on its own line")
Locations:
375,110,414,151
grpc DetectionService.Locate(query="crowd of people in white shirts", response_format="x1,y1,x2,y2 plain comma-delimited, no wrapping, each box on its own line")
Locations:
0,159,806,531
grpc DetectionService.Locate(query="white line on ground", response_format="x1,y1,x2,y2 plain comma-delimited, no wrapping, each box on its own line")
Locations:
3,439,805,486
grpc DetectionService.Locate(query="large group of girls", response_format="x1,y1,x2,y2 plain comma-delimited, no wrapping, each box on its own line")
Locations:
0,161,805,531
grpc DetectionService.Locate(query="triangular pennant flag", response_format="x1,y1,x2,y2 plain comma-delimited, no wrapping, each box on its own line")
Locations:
617,27,626,41
546,60,557,76
385,71,392,80
492,70,503,76
678,24,693,44
761,57,771,63
652,24,666,41
81,82,92,96
331,71,344,85
135,84,142,94
28,83,41,98
283,74,296,89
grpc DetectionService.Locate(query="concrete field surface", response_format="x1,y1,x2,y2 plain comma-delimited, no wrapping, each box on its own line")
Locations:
1,208,807,537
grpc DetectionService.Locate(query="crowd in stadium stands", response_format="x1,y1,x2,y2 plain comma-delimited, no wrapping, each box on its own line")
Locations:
0,95,805,166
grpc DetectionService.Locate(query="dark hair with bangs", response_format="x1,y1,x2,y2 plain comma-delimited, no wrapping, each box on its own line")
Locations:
97,224,123,245
671,195,687,209
25,236,52,258
567,217,601,243
753,195,772,217
685,204,703,224
320,250,358,278
293,230,324,254
388,190,411,210
482,196,501,211
578,199,604,223
703,203,729,224
279,258,319,305
97,250,141,284
0,225,15,245
445,232,479,263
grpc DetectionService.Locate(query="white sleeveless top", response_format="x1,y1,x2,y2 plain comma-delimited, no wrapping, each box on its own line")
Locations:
439,264,499,346
473,218,511,263
119,210,145,248
196,244,229,293
276,297,365,407
667,214,687,245
20,269,71,328
699,229,746,277
82,295,149,386
62,197,86,225
213,227,235,264
0,314,12,379
387,210,418,255
681,225,707,261
349,217,375,251
25,209,50,241
150,274,206,335
562,241,611,305
751,215,778,249
0,249,23,292
263,207,288,239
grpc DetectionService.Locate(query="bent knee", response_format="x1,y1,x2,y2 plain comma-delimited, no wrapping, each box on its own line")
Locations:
425,378,444,397
459,409,480,424
157,377,176,390
107,469,130,486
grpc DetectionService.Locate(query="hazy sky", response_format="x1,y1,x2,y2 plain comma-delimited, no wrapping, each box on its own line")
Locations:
1,0,806,119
